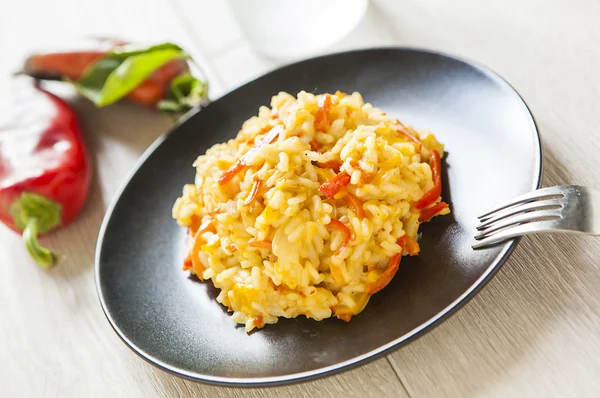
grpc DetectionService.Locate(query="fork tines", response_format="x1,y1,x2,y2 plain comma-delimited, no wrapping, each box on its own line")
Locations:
473,187,566,249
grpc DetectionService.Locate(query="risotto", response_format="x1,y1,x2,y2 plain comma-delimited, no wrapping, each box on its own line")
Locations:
172,91,450,332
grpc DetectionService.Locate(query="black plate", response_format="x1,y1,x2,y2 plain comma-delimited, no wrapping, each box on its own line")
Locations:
95,48,542,386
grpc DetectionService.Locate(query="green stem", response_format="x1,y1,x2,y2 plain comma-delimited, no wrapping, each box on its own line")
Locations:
9,192,62,268
22,218,57,268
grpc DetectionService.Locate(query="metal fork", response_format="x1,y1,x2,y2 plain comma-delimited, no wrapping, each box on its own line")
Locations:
473,185,600,249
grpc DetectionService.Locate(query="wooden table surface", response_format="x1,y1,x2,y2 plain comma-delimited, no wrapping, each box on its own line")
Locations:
2,0,600,396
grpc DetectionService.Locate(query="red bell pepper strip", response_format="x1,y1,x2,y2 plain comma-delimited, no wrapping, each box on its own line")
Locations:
328,219,352,255
218,125,282,185
366,236,407,294
414,149,442,210
319,171,351,198
344,193,366,218
419,201,450,222
0,83,92,268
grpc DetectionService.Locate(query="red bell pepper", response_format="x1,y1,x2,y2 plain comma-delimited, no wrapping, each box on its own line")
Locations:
0,82,92,268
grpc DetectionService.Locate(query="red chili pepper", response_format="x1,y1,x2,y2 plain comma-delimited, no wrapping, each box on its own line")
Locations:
319,171,351,198
20,38,206,112
419,201,450,222
414,149,442,210
22,38,125,80
0,82,92,268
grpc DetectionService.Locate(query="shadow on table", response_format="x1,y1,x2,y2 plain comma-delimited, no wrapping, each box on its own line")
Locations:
389,144,599,396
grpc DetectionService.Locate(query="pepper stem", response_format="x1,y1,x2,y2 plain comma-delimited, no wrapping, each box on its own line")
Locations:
9,192,62,268
22,218,58,268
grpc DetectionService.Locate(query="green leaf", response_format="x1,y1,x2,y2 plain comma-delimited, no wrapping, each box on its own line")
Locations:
75,42,188,107
97,47,184,106
157,72,209,113
75,56,123,103
110,42,183,58
72,41,207,111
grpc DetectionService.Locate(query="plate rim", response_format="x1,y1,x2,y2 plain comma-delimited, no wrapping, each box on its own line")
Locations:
95,46,543,387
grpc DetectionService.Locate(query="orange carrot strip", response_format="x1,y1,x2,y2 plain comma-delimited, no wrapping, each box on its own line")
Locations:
243,179,262,206
314,94,332,132
218,160,246,185
218,125,282,185
344,193,366,218
405,236,420,256
419,201,449,222
249,239,272,249
319,171,351,198
328,219,352,255
396,121,422,148
414,149,442,210
190,220,217,279
366,236,407,294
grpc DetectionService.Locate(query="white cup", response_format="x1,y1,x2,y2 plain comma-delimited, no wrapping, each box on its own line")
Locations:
226,0,369,59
